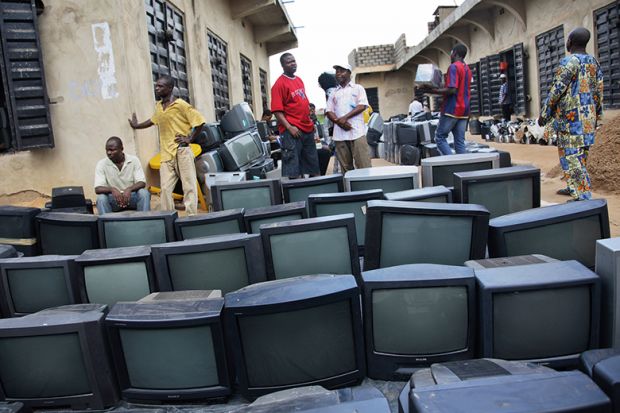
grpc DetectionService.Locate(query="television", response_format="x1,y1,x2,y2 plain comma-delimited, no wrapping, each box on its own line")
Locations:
307,189,384,253
219,102,256,135
218,130,264,171
595,237,620,347
74,246,156,306
421,153,500,187
477,260,601,368
0,304,118,409
362,264,476,380
243,202,307,234
0,255,80,317
488,199,610,269
344,166,419,193
384,185,452,203
194,122,223,152
366,113,384,147
174,208,245,240
36,212,99,255
281,174,344,203
0,206,40,256
363,200,489,270
211,179,282,211
256,121,269,140
454,165,541,218
0,246,19,259
98,210,177,248
105,294,231,401
151,233,267,294
580,348,620,411
259,214,361,282
224,274,366,399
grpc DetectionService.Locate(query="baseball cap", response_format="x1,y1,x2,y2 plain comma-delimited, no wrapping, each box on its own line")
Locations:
333,63,352,71
499,73,507,79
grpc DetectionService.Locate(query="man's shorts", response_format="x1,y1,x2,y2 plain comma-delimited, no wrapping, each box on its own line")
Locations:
280,130,320,178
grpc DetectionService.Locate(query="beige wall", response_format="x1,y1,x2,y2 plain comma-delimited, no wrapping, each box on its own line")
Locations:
355,70,415,119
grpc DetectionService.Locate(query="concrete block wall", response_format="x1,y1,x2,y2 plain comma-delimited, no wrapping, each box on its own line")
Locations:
349,43,395,68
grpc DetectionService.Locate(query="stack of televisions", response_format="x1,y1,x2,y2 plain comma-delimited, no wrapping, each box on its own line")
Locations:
0,152,619,412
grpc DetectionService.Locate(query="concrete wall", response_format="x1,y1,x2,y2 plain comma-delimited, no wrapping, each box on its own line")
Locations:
355,70,415,118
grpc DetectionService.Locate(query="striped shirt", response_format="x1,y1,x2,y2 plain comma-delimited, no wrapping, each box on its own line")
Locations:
441,61,472,119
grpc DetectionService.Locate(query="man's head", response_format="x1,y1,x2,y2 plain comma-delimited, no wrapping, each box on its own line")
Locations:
280,53,297,76
333,63,352,86
567,27,590,53
155,75,174,99
318,72,337,92
105,136,124,163
500,73,507,83
261,109,272,122
450,44,467,63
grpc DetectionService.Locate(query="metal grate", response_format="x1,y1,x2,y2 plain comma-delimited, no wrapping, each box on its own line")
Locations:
536,25,565,109
512,43,528,116
596,1,620,109
259,68,268,113
240,54,253,111
469,62,481,116
208,31,230,117
479,57,492,116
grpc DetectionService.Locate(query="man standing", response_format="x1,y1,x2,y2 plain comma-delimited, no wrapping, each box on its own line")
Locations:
499,73,512,121
409,98,423,116
271,53,320,179
538,27,603,201
326,63,372,173
128,75,205,215
94,137,150,214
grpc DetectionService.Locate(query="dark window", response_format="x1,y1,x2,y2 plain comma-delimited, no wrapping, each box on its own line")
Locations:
365,87,379,114
208,31,230,118
468,62,481,116
240,54,253,110
536,25,565,109
595,2,620,109
259,68,268,112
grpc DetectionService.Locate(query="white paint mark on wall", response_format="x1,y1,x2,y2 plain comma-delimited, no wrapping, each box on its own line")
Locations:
91,22,119,100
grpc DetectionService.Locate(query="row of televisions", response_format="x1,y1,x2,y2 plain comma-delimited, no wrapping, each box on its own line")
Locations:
0,257,610,410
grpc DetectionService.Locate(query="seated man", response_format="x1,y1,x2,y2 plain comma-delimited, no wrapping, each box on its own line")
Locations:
94,136,150,214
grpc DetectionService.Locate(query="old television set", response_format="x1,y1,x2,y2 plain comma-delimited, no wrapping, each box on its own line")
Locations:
384,185,452,203
224,274,366,399
98,211,177,248
0,304,118,409
421,153,500,187
488,199,610,269
243,202,307,234
211,179,282,211
194,123,223,153
36,212,99,255
174,209,245,240
366,113,384,146
281,174,345,203
0,246,19,259
596,237,620,347
477,260,601,368
362,264,476,380
454,165,541,218
218,130,264,171
363,200,489,270
219,102,256,136
105,295,231,401
344,166,419,193
151,233,267,294
74,246,156,306
260,214,361,281
256,121,269,140
0,206,40,256
308,189,384,254
0,255,80,317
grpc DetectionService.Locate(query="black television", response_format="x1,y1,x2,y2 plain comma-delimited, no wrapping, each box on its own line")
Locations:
74,246,157,306
363,200,489,270
384,185,452,203
211,179,282,211
105,294,231,401
0,255,80,317
454,165,541,218
243,202,307,234
477,260,601,368
362,264,476,380
281,175,344,203
421,153,500,187
219,102,256,136
488,199,610,268
0,206,40,256
259,214,361,282
224,274,366,399
36,212,99,255
218,130,264,171
97,210,177,248
0,304,118,410
151,233,267,294
174,208,245,240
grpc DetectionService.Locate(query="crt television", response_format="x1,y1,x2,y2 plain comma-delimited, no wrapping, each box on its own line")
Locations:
211,179,282,211
105,295,230,401
454,165,541,218
344,166,419,193
421,153,500,187
0,255,80,317
477,260,601,368
384,185,452,203
218,130,264,171
596,237,620,347
36,212,99,255
363,200,489,270
98,210,177,248
174,208,245,240
219,102,256,135
0,304,118,410
488,199,610,269
281,174,344,203
151,233,267,294
362,264,476,380
224,274,366,399
243,202,307,234
0,206,40,256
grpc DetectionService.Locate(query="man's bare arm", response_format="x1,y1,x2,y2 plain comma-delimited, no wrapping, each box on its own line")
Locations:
129,112,154,129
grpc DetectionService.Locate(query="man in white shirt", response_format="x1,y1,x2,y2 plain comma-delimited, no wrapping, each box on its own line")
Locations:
325,63,372,173
94,137,150,214
409,98,423,116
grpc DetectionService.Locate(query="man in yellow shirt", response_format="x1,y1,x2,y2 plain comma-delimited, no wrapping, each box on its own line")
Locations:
129,75,205,215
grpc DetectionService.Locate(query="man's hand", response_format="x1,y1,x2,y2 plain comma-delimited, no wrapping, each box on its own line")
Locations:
110,188,127,208
335,117,352,131
128,113,139,129
175,134,191,145
287,125,301,138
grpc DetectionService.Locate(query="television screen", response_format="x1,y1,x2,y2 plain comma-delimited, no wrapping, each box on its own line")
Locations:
384,186,452,203
36,212,99,255
174,209,245,240
0,255,80,317
364,200,489,270
224,274,365,398
421,153,500,187
477,260,601,368
0,206,40,256
281,175,344,203
105,295,230,401
0,304,117,409
488,199,610,268
211,179,282,211
259,214,360,281
243,202,307,234
151,233,267,294
219,102,256,135
98,211,177,248
75,246,156,306
362,264,476,380
219,130,264,171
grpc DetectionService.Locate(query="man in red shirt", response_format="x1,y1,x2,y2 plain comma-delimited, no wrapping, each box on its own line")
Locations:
271,53,320,178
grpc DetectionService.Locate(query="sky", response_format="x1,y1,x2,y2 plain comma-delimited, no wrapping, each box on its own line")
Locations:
268,0,464,110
